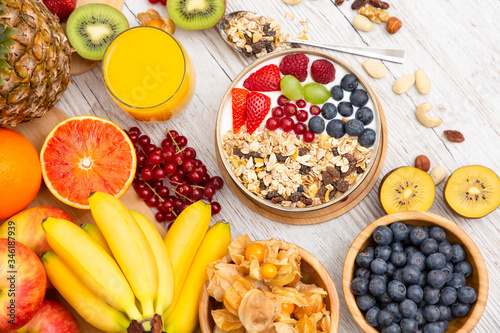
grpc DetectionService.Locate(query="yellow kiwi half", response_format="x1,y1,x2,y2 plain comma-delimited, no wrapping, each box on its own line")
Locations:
379,167,436,214
444,165,500,218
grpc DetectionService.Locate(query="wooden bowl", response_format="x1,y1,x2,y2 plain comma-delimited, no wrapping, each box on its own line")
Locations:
342,211,488,333
199,241,340,333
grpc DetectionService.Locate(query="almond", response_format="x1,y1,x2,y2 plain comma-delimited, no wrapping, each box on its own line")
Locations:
393,74,415,94
415,69,431,94
353,15,373,32
386,17,402,34
414,155,431,172
363,60,387,79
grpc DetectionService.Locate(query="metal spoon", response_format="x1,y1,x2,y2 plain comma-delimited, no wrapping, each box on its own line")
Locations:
219,11,406,64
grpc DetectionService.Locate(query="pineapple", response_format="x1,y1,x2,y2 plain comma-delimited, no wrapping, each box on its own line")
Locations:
0,0,72,127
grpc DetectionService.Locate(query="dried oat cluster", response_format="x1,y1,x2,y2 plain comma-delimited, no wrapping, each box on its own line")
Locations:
224,11,292,58
222,129,373,208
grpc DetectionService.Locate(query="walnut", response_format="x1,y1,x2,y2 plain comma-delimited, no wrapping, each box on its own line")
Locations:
359,5,390,23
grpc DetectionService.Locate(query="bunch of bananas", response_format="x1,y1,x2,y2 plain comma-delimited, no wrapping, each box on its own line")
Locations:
41,192,231,333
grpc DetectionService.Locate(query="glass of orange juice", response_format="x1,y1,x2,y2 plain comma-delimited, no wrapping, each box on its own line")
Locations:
102,26,196,122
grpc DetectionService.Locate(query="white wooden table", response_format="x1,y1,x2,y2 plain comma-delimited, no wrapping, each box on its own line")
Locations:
57,0,500,331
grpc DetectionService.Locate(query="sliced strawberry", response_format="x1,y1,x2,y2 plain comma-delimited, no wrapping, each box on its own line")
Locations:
243,64,281,91
43,0,76,21
246,92,271,134
311,59,336,84
279,53,309,82
231,88,249,133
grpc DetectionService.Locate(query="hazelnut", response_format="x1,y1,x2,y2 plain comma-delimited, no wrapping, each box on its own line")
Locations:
414,155,431,172
386,17,402,34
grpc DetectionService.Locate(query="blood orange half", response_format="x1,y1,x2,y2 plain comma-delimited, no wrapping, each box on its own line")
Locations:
40,115,136,209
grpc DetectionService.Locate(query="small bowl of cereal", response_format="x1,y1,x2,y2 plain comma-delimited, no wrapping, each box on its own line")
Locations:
199,236,340,333
215,49,386,223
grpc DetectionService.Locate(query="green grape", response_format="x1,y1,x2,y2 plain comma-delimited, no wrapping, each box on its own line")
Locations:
280,75,303,101
303,83,330,104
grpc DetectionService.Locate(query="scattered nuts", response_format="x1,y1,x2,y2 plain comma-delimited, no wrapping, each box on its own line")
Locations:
335,0,345,5
415,68,431,95
363,60,387,79
444,130,465,143
353,14,373,32
359,5,390,23
430,166,447,185
282,0,302,5
368,0,390,9
352,0,369,10
414,155,431,172
393,74,415,94
284,12,295,20
416,102,442,128
386,17,402,34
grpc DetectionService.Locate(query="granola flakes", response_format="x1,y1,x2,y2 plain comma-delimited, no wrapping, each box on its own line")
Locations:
223,129,373,208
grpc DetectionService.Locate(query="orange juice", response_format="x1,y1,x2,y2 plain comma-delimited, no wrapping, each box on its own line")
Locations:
102,26,196,122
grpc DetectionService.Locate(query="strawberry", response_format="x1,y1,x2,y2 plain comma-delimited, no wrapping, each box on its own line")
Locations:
231,88,249,133
43,0,76,21
243,64,281,91
279,53,309,82
246,92,271,134
311,59,336,84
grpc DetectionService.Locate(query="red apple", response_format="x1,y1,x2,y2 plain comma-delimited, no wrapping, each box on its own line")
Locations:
14,300,80,333
0,239,46,331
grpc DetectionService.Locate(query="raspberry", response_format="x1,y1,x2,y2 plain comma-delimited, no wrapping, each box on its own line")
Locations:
279,53,309,82
311,59,336,84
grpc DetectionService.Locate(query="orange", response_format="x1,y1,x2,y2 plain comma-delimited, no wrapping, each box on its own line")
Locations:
40,115,136,209
0,129,42,220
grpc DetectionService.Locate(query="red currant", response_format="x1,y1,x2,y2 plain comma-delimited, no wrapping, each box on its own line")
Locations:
208,176,224,190
194,165,207,177
138,135,151,147
284,103,298,117
210,202,221,215
294,123,307,135
177,136,188,147
296,99,307,108
310,105,321,115
173,154,184,165
277,95,289,106
146,195,160,208
157,186,170,198
148,0,160,4
174,169,186,180
303,131,315,143
169,174,183,184
177,182,192,196
204,185,216,199
161,138,171,148
266,117,280,131
152,179,163,189
199,173,210,186
164,162,177,175
153,167,166,180
141,167,154,181
155,211,165,222
160,0,166,5
128,132,139,144
144,143,157,155
180,202,191,212
182,159,196,173
280,117,295,132
296,110,309,122
137,152,147,166
162,147,175,162
169,130,179,140
173,198,184,210
133,180,146,192
129,127,141,135
188,170,203,183
148,152,162,166
138,188,152,200
161,199,174,212
189,187,204,201
183,147,196,160
272,107,284,118
165,212,175,222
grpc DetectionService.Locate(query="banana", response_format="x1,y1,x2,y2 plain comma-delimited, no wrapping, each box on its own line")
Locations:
42,217,142,320
80,222,113,257
88,192,158,318
164,222,231,333
163,200,211,318
129,210,174,315
41,251,130,332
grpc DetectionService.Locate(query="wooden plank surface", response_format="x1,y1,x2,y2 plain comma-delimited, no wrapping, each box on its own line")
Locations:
45,0,500,332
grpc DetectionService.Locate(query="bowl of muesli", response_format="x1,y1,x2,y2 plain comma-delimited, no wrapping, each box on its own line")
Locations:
216,49,384,216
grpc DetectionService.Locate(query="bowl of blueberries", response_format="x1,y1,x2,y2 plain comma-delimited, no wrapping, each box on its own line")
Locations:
342,211,488,333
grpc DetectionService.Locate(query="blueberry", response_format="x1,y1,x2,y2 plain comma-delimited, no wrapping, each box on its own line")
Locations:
423,286,440,305
355,267,371,280
450,244,466,263
438,305,451,321
423,322,444,333
400,318,418,333
350,89,369,107
387,280,406,301
457,286,478,304
373,225,393,245
444,261,454,272
451,302,471,317
438,242,453,261
439,286,457,305
386,302,403,323
404,246,419,257
426,253,446,270
358,128,376,147
414,309,426,326
338,101,354,117
399,299,418,318
382,323,402,333
402,265,421,284
321,103,337,119
326,119,345,138
366,307,381,327
391,242,404,253
369,275,387,296
308,116,325,134
345,119,365,136
393,268,405,282
430,226,446,242
378,309,394,327
390,251,407,268
378,292,392,305
386,262,396,276
454,261,472,277
407,284,424,303
390,222,410,242
330,85,344,101
371,258,388,275
446,273,466,289
437,320,449,332
351,277,369,295
408,252,426,271
420,238,438,256
410,227,429,246
375,246,392,262
340,74,358,92
423,305,440,323
417,271,427,288
356,247,374,268
355,106,374,125
356,294,377,311
428,269,447,289
372,273,388,284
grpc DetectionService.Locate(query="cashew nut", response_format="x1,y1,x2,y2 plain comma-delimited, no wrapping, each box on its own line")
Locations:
430,166,447,185
416,102,442,128
282,0,302,5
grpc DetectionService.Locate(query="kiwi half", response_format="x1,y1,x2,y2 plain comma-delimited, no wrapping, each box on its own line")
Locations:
167,0,225,30
66,4,129,61
444,165,500,218
379,167,436,214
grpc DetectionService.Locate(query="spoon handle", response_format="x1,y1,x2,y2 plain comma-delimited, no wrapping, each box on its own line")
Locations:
286,38,406,64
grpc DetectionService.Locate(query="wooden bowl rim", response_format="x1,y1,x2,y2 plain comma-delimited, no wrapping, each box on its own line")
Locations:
199,240,341,333
342,211,489,333
214,48,383,214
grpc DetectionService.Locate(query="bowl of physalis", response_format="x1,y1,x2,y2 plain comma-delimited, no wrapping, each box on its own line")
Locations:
199,235,340,333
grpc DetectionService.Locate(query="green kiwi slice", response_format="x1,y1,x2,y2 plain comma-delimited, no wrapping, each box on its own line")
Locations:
66,4,129,61
167,0,225,30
